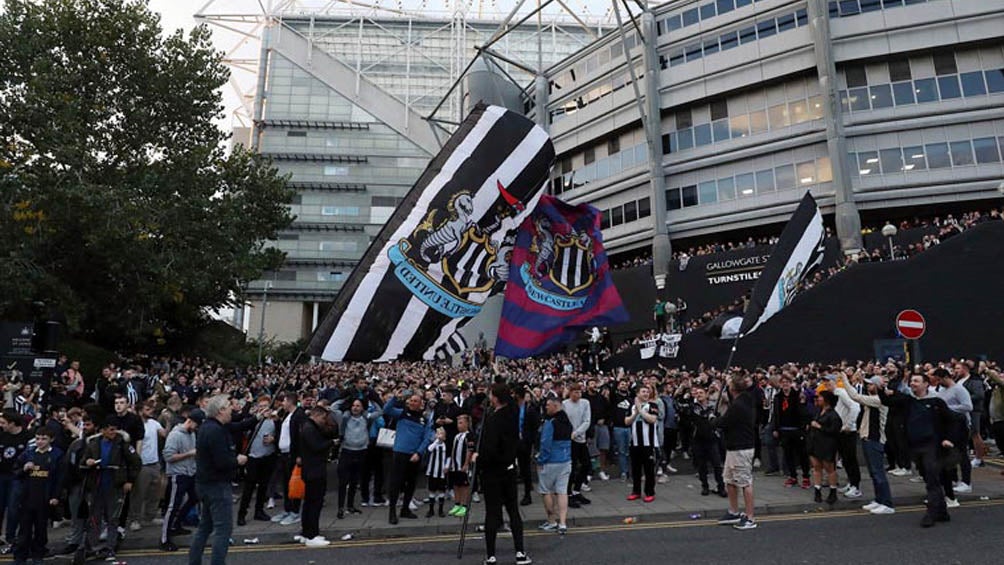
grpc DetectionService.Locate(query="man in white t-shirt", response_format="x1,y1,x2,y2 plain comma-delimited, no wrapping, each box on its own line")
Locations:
129,399,166,531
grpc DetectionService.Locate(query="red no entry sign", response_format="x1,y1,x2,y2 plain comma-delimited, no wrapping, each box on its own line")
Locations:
896,309,926,340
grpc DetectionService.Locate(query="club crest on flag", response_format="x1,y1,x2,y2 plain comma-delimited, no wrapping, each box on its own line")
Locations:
519,216,596,311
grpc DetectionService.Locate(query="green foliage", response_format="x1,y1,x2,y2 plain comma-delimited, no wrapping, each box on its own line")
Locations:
0,0,293,347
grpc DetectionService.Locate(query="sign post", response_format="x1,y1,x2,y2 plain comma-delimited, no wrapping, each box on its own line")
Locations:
896,309,925,365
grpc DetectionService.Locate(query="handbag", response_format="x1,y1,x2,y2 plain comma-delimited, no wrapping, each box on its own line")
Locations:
376,427,396,449
287,464,305,500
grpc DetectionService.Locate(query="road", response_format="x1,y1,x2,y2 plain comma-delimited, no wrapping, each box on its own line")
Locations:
103,499,1001,564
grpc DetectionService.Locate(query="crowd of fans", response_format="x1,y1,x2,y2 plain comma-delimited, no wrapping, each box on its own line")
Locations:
0,347,1000,560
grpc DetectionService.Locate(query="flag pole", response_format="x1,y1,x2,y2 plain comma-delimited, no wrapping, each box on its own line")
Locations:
714,333,743,414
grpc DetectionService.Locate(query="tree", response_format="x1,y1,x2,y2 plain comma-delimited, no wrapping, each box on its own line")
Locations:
0,0,293,347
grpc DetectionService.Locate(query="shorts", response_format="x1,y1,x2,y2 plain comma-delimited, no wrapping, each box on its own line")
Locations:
427,477,448,492
595,425,610,451
723,449,755,488
537,462,571,495
448,471,469,487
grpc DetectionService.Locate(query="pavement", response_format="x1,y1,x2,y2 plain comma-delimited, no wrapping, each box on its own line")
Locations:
113,452,1004,551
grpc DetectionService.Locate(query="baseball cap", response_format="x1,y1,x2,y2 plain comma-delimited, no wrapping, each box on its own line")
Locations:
864,376,884,387
187,408,206,425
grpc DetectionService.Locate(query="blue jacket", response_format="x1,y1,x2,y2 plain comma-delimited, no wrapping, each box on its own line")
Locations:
536,410,572,465
383,398,433,455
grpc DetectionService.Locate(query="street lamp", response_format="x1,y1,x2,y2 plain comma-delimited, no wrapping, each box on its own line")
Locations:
257,280,272,366
881,223,897,260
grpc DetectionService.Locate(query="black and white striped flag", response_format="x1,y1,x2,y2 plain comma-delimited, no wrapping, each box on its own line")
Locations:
738,192,826,336
434,332,468,361
308,104,555,361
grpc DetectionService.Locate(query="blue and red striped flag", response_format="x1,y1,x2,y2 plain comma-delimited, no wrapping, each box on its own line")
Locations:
495,195,628,358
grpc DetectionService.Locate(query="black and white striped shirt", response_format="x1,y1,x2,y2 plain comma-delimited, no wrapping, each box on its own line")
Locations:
630,402,660,448
451,431,469,472
426,439,448,479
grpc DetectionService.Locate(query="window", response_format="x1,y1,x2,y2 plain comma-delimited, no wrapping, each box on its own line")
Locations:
925,143,951,169
600,212,611,230
849,87,870,111
880,148,903,173
809,97,824,119
667,188,682,210
324,165,349,176
817,156,833,182
774,164,796,190
846,65,868,88
669,48,685,67
699,181,718,204
735,173,755,197
713,119,731,142
789,100,809,124
933,52,957,76
736,0,752,6
777,13,796,32
709,100,729,122
889,60,912,82
937,75,961,99
755,169,775,192
676,109,693,130
683,8,700,26
960,71,987,96
839,0,861,16
892,81,916,105
870,84,894,109
700,3,716,20
561,157,572,174
287,130,307,137
718,177,736,200
717,0,735,15
857,151,879,175
739,25,757,45
665,14,682,33
986,69,1004,93
902,146,926,171
704,38,720,57
949,140,974,167
319,241,358,252
682,185,699,207
730,114,750,138
749,110,768,134
756,19,777,39
720,31,739,51
623,201,638,223
608,137,620,155
694,123,713,146
796,8,808,26
321,206,359,216
661,134,672,155
638,197,651,218
914,78,938,103
685,43,703,62
318,271,345,284
677,128,694,151
973,137,1001,164
768,104,790,128
796,161,817,184
584,148,595,165
611,206,623,225
371,196,402,207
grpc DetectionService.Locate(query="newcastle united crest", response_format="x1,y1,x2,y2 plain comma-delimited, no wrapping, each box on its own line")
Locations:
520,216,597,311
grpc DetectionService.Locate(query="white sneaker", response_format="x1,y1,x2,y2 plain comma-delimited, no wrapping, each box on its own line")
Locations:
266,498,275,509
409,500,421,512
666,465,678,474
129,521,142,532
909,476,925,483
305,536,330,547
271,511,288,523
954,482,972,494
472,493,480,503
870,504,895,515
656,467,664,476
580,483,592,492
862,501,879,511
360,500,369,507
890,468,909,477
657,475,669,484
839,484,852,494
598,471,610,481
280,513,301,526
293,535,305,543
971,458,983,468
151,517,164,525
945,497,961,508
844,487,863,499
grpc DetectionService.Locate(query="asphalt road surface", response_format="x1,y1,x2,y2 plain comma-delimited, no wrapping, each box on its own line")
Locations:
101,499,1003,565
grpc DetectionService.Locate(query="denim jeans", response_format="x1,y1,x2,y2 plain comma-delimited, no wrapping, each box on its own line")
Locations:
862,439,893,507
187,482,233,565
612,427,631,478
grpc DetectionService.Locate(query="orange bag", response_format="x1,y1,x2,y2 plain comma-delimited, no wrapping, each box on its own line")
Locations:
288,464,305,500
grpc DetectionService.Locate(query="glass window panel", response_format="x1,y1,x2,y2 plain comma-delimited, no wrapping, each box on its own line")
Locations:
704,38,720,56
777,13,796,32
638,197,651,218
829,1,840,17
756,169,775,192
839,90,850,113
611,206,624,225
700,3,717,20
677,128,694,151
902,146,926,171
937,75,961,99
839,0,861,16
667,188,682,210
720,31,739,51
710,99,729,121
596,157,610,178
717,0,735,15
636,144,646,164
949,140,974,167
757,19,777,39
683,8,700,26
718,177,736,201
730,114,750,138
914,78,938,103
883,0,904,6
736,0,752,6
676,109,693,129
870,84,894,109
846,65,868,88
860,0,882,12
849,87,871,111
817,156,833,182
857,151,879,176
749,110,768,134
892,81,915,105
768,103,790,128
699,181,718,204
789,100,809,124
600,212,610,229
623,201,638,222
669,48,685,67
666,14,682,32
796,8,808,26
735,173,756,197
808,96,824,119
960,71,987,96
933,52,957,75
682,185,699,207
973,137,1001,164
796,160,817,185
986,69,1004,93
713,119,731,142
774,164,796,190
694,123,713,146
925,143,951,169
739,25,757,44
880,148,903,173
685,43,703,62
889,59,912,82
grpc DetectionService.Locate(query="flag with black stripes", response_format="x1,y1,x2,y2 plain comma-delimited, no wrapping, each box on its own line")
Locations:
434,332,468,361
308,103,555,361
738,192,826,336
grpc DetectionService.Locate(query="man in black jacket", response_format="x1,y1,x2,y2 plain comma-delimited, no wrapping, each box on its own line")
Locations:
514,386,539,506
474,383,531,565
81,419,141,561
771,374,810,488
274,392,308,526
296,406,336,547
187,395,248,565
714,375,758,531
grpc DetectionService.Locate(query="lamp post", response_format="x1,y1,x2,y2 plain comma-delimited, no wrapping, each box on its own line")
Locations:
881,223,897,260
257,280,272,367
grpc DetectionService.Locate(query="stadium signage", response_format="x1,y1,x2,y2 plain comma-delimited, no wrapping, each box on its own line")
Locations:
704,254,771,285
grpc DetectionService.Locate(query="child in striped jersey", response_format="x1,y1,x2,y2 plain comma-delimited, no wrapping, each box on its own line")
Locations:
447,415,473,517
425,427,449,517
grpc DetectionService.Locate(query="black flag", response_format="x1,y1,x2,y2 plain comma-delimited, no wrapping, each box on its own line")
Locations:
308,104,555,362
738,192,826,336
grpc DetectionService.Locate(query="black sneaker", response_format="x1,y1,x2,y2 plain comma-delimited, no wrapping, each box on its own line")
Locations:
700,486,710,496
814,488,822,503
515,551,533,565
253,511,272,521
826,488,838,505
717,486,728,498
237,515,247,526
575,494,591,505
921,514,935,528
389,508,398,525
337,508,345,519
400,509,419,519
160,541,179,552
568,498,582,509
733,516,757,530
717,511,742,525
169,527,192,536
347,507,362,515
520,494,532,506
